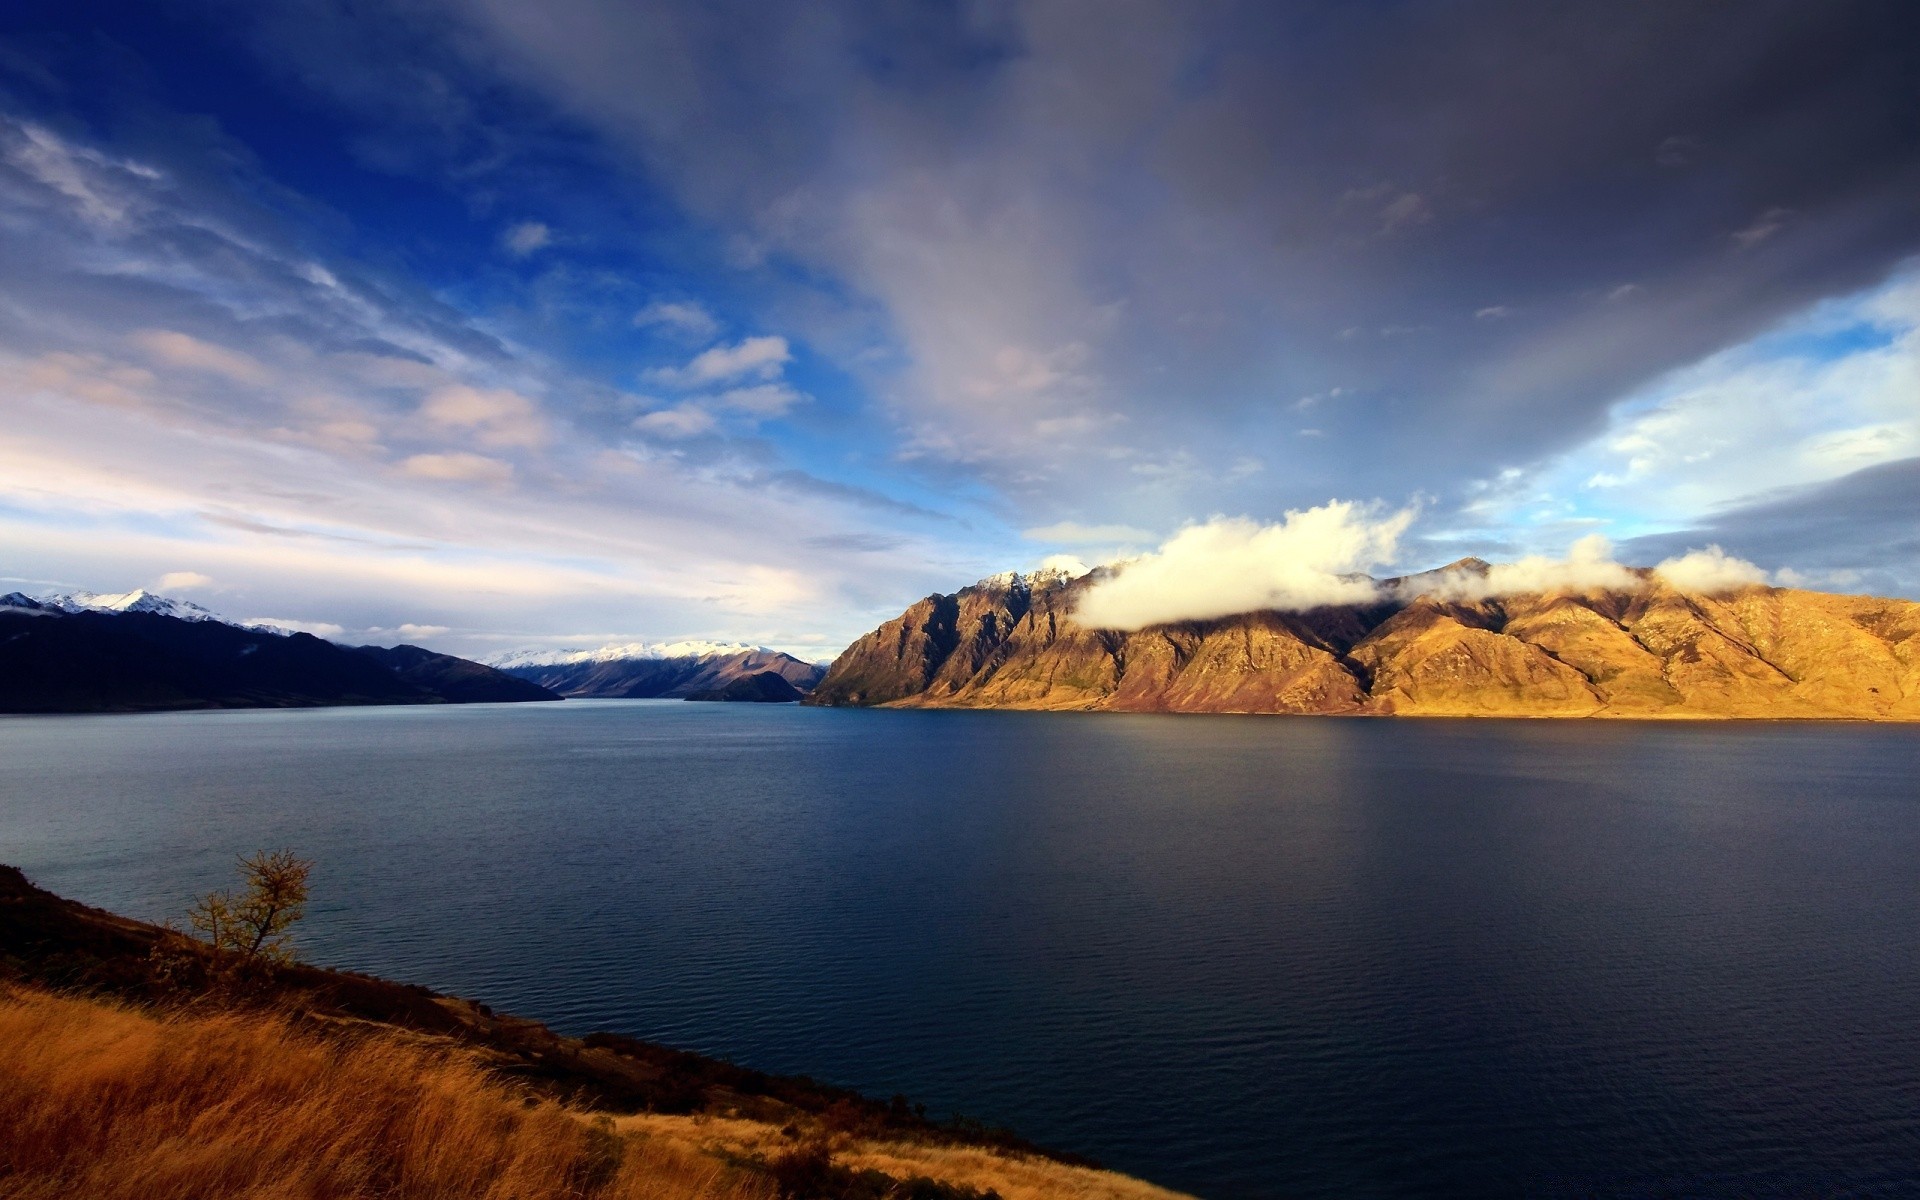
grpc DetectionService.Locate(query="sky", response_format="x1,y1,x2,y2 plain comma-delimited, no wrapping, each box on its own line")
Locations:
1,1,1917,659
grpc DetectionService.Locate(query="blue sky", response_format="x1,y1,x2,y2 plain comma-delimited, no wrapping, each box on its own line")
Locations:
2,2,1917,657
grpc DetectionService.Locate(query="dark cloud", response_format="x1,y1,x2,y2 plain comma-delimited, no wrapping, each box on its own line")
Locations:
230,0,1919,523
1624,456,1920,597
4,0,1918,635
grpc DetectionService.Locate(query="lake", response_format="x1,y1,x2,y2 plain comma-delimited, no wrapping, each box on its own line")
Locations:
2,701,1917,1198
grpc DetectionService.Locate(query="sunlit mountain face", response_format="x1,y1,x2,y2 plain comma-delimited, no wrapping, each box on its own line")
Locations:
2,2,1917,658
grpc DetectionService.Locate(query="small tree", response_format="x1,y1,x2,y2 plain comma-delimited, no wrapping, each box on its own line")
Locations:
188,849,314,963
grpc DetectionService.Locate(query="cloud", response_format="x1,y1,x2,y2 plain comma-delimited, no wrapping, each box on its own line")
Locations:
1655,135,1698,167
131,331,273,385
3,120,160,226
1035,554,1091,577
246,617,347,638
1622,456,1920,600
1463,271,1920,541
154,570,215,591
1732,207,1792,249
1411,534,1637,601
1653,545,1768,594
1377,191,1433,235
400,452,514,484
503,221,551,256
714,382,805,417
634,300,720,339
644,336,790,387
1073,503,1413,630
419,386,549,448
632,403,716,438
1022,521,1155,543
397,622,451,638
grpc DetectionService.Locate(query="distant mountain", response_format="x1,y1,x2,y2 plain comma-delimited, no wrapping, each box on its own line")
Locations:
0,593,559,713
35,589,229,623
807,567,1920,719
682,671,808,702
488,639,763,670
352,644,560,705
497,644,826,700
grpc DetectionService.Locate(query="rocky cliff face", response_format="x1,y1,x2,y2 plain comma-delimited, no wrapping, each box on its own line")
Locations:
807,568,1920,719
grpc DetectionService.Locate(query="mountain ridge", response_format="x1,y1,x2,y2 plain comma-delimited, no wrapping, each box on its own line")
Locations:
498,646,826,700
806,568,1920,719
0,597,559,713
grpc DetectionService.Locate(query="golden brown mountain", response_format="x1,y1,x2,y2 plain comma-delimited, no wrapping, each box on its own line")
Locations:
807,564,1920,719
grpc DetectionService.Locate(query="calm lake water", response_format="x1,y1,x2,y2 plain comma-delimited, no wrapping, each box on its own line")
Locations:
2,701,1917,1198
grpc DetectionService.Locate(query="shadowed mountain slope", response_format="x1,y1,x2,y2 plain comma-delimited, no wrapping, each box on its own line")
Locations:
0,596,558,712
502,648,825,700
808,570,1920,719
354,644,561,705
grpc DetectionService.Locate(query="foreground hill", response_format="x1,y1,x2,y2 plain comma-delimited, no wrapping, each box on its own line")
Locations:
808,565,1920,719
0,865,1186,1200
0,593,558,713
498,644,826,702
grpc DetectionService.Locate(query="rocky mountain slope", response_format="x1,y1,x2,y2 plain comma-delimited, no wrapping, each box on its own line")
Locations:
500,646,825,701
807,564,1920,719
0,594,558,712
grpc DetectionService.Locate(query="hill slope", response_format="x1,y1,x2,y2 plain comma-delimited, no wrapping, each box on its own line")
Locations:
0,865,1188,1200
808,569,1920,719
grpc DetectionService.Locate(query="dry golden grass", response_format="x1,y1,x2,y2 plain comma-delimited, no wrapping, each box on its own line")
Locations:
617,1114,1198,1200
0,984,770,1200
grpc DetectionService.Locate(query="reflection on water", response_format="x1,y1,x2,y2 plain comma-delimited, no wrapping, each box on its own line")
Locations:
3,702,1917,1198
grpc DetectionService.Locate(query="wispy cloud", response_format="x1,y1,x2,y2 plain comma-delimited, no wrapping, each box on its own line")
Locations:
644,336,790,387
502,220,552,256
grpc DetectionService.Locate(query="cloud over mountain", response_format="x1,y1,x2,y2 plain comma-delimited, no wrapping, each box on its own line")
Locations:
1073,504,1412,630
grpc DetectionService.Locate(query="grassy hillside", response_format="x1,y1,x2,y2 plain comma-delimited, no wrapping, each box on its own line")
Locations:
0,866,1190,1200
0,985,759,1200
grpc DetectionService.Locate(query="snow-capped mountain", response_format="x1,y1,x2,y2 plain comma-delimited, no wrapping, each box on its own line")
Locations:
485,640,764,670
37,589,229,622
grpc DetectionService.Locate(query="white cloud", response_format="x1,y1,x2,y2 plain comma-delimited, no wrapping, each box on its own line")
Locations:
131,330,273,385
1035,554,1092,577
1412,534,1637,601
633,404,716,438
503,221,551,256
1073,502,1413,630
1022,521,1154,543
419,385,549,449
1654,545,1768,594
400,452,514,484
634,300,720,339
1774,567,1861,590
397,622,451,638
246,617,347,638
155,570,215,592
644,336,790,387
714,382,805,417
4,120,159,226
1378,191,1433,234
1461,271,1920,542
1732,207,1792,249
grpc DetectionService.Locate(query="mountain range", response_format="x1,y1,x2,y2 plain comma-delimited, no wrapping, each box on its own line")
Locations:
0,592,555,713
806,563,1920,719
494,644,827,702
0,589,827,712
